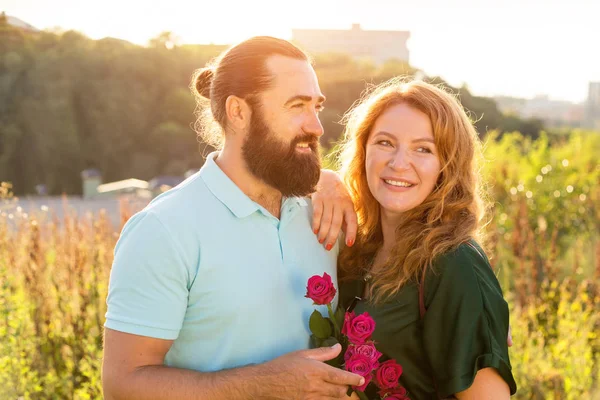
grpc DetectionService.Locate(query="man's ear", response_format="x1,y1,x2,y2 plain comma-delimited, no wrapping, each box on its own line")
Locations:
225,95,252,132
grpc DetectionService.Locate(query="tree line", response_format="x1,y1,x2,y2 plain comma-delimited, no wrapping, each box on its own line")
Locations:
0,17,543,195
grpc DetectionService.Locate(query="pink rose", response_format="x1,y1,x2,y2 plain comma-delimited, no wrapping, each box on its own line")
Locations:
378,386,409,399
375,359,404,390
342,311,376,344
345,343,382,368
344,344,356,363
342,311,356,333
344,353,375,392
304,272,336,305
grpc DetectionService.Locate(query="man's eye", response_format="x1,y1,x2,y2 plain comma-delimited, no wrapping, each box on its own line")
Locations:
292,103,304,108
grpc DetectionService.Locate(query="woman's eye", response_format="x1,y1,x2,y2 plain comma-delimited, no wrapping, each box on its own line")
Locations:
377,140,392,147
416,147,432,154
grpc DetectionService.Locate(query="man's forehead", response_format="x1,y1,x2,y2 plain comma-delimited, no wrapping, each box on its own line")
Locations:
265,55,323,99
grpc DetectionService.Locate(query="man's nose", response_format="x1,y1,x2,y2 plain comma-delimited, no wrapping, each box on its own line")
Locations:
304,111,324,137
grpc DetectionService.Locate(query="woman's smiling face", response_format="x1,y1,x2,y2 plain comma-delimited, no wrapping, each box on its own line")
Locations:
365,103,442,219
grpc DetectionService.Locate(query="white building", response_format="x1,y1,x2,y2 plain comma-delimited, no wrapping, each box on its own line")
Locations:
586,81,600,129
292,24,410,65
2,13,39,32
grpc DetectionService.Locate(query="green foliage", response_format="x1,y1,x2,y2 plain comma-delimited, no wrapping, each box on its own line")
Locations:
1,23,598,399
509,280,600,400
1,130,599,398
0,203,113,399
1,26,542,195
309,309,333,339
482,130,600,289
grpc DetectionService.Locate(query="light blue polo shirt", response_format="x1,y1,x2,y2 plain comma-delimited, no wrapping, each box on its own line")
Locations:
105,152,339,371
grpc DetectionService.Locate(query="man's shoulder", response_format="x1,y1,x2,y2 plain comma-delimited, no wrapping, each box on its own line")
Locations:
144,172,216,218
295,196,313,216
116,174,213,262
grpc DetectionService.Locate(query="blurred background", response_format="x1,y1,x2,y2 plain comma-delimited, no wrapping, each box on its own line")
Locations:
0,0,599,399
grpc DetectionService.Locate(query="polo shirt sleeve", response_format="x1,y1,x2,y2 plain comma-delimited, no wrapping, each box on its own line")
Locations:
105,210,190,340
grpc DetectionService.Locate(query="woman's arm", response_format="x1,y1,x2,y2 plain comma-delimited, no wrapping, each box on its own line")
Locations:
312,169,357,249
455,368,510,400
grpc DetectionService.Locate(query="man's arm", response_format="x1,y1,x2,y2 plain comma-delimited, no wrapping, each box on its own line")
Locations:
102,329,365,400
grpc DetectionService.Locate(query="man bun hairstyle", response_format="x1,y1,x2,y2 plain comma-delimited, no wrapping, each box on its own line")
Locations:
194,68,214,100
190,36,311,148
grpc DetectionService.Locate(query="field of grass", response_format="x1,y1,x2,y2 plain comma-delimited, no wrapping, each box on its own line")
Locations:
1,131,599,399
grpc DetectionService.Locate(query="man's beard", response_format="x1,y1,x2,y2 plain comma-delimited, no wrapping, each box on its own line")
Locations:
242,106,321,197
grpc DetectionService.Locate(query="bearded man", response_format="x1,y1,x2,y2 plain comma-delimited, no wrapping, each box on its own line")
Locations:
101,36,363,400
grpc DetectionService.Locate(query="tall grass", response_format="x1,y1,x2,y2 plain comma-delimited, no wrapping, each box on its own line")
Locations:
1,131,599,399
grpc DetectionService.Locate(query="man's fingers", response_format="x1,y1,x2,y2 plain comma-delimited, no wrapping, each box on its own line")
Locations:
300,344,342,362
323,367,365,388
507,324,513,347
311,194,324,234
313,383,351,399
341,206,357,247
324,208,344,251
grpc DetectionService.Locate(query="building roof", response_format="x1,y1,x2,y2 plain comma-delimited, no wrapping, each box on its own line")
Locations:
292,23,409,37
97,178,149,193
4,15,40,32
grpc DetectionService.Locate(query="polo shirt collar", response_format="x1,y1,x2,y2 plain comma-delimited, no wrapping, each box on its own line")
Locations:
200,152,259,218
200,152,308,219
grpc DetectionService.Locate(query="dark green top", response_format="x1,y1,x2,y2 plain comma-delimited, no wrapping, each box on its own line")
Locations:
339,241,517,399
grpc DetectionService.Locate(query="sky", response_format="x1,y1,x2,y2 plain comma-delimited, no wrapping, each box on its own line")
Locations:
3,0,600,103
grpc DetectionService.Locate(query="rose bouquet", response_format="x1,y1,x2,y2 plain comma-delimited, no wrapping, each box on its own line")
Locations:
305,273,409,399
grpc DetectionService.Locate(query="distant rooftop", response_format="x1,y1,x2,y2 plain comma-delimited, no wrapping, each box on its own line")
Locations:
292,23,410,65
97,178,149,193
293,23,410,35
3,14,40,32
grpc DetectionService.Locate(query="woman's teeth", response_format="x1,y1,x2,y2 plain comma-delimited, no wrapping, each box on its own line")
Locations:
384,179,414,187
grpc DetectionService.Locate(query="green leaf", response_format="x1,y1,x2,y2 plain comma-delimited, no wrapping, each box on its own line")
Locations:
321,336,339,347
335,306,345,330
356,390,369,400
325,357,342,368
346,389,369,400
309,310,332,339
322,336,343,368
310,334,323,348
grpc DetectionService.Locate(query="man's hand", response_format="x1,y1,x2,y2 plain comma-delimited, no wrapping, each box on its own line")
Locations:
103,328,362,400
311,169,357,250
259,344,365,400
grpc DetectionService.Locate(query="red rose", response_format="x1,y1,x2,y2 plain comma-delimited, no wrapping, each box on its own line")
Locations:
344,343,356,363
375,359,404,390
342,311,376,344
304,272,336,305
342,311,356,336
344,353,375,392
379,386,409,399
345,343,382,368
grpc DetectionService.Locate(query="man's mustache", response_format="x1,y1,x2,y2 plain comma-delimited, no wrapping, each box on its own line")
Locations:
290,133,320,151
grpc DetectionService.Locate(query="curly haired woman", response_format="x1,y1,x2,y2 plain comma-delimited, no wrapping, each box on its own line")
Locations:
337,78,517,399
